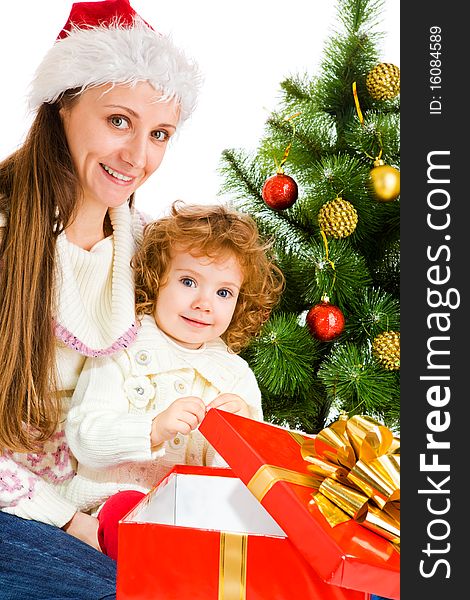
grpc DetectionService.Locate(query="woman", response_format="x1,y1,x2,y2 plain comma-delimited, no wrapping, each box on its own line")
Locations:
0,1,200,598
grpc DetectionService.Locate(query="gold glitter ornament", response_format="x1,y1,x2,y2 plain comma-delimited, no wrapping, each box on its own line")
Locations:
318,197,358,238
372,330,400,371
366,63,400,101
369,159,400,202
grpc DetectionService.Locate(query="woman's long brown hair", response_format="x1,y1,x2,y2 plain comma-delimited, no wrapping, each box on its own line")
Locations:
0,96,80,452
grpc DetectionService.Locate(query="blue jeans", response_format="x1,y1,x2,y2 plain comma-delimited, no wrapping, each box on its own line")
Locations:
0,511,116,599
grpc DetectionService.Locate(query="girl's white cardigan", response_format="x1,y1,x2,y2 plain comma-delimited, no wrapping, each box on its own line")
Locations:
64,315,263,514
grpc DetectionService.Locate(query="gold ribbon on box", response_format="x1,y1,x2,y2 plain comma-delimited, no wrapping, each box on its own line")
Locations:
247,414,400,547
303,414,400,545
218,532,248,600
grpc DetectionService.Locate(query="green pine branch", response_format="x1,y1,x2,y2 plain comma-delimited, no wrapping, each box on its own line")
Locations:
219,0,400,433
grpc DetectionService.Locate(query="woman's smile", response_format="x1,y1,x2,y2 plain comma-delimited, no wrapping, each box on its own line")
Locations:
100,163,133,183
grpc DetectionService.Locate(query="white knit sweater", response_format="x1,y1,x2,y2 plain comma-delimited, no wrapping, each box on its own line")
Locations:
64,315,263,514
0,203,146,527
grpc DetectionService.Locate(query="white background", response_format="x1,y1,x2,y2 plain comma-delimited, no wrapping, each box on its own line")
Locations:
2,0,399,219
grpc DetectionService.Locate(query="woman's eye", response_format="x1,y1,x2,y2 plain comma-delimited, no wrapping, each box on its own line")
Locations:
152,130,169,141
110,115,129,130
217,289,232,299
181,277,195,288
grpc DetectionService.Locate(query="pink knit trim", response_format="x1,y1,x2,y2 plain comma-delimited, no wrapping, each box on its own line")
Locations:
32,468,74,485
0,476,38,508
0,455,38,507
54,320,139,357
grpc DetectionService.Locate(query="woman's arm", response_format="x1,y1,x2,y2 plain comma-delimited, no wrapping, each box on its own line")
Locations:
0,453,77,528
62,510,101,551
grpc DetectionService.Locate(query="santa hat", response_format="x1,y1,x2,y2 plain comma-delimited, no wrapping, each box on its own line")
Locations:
28,0,201,122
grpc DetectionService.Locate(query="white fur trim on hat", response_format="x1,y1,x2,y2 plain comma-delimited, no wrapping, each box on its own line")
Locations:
28,18,202,122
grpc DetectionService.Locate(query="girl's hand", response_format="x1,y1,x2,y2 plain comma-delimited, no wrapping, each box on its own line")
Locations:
151,396,207,447
62,511,101,552
207,393,251,418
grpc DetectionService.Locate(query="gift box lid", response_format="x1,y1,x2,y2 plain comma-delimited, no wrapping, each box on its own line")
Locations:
199,408,399,600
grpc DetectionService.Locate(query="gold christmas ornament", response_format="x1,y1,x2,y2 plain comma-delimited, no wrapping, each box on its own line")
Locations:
366,63,400,101
318,197,358,238
372,331,400,371
370,159,400,202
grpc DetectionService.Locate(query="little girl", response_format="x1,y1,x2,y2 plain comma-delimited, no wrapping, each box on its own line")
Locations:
64,201,284,558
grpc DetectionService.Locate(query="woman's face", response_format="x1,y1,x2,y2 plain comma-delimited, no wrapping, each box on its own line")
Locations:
60,81,180,214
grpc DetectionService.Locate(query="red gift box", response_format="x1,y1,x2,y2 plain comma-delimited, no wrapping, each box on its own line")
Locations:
116,464,370,600
198,409,400,600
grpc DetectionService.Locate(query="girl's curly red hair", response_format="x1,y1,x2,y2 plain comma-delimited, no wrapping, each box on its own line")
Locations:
133,201,285,353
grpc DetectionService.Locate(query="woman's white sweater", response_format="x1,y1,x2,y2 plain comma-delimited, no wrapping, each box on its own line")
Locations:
0,203,145,527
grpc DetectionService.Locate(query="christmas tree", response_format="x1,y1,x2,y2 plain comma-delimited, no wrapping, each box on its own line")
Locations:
218,0,400,435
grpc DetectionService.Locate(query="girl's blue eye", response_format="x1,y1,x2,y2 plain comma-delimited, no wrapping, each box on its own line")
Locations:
181,277,195,288
110,115,129,129
217,289,232,299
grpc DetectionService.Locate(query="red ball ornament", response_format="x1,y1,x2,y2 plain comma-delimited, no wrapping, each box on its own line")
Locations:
306,298,345,341
262,173,298,210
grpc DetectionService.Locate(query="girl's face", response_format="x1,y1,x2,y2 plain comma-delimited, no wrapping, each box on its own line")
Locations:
154,248,244,349
60,81,180,215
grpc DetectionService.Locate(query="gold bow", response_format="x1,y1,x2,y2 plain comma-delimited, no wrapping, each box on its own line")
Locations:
301,414,400,546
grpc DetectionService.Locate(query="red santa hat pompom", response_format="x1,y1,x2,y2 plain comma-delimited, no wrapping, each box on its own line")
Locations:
28,0,201,123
